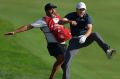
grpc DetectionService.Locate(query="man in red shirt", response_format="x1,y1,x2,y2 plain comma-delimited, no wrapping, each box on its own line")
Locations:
5,3,70,79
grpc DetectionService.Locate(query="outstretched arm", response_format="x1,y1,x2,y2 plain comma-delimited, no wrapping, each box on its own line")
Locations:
58,18,71,24
58,18,77,26
4,24,33,35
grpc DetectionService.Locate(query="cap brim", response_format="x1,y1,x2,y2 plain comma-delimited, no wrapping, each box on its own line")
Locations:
52,6,57,8
77,7,86,10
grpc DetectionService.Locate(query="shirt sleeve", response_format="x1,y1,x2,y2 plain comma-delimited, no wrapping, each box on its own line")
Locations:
31,18,47,28
87,15,93,24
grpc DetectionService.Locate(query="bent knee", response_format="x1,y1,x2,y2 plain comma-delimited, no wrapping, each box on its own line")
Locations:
91,32,100,37
92,32,99,35
57,55,65,63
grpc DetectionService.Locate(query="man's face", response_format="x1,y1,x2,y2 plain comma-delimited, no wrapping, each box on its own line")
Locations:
76,8,86,16
46,8,56,17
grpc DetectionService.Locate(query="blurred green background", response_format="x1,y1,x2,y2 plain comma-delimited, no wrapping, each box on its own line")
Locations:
0,0,120,79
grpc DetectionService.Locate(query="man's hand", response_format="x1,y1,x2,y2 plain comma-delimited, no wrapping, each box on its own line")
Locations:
78,35,87,44
70,21,77,26
4,32,15,35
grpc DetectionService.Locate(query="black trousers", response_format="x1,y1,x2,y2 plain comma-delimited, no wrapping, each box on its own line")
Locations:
69,32,109,52
62,32,110,79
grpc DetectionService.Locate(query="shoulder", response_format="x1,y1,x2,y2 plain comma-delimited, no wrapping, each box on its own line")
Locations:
84,13,93,24
85,13,92,18
37,18,45,22
65,12,77,19
65,12,76,17
36,18,47,24
31,18,47,28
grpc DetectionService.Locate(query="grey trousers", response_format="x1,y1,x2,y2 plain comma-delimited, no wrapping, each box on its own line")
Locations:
62,32,109,79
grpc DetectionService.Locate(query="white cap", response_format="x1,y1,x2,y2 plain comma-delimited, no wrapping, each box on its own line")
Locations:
76,2,86,9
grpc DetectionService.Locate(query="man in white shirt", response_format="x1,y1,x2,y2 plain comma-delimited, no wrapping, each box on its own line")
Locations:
5,3,67,79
